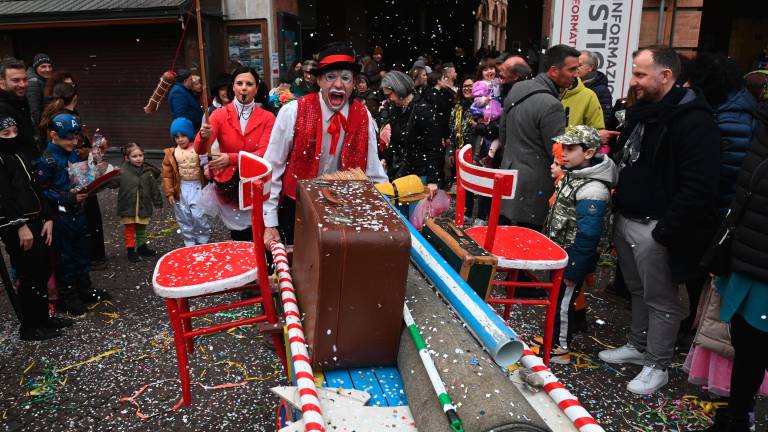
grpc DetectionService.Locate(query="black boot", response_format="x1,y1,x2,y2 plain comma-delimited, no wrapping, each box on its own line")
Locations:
57,287,88,316
137,244,157,257
127,248,140,262
20,326,62,341
77,277,112,303
44,316,75,328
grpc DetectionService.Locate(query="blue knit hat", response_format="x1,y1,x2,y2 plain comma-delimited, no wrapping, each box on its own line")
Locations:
170,117,195,140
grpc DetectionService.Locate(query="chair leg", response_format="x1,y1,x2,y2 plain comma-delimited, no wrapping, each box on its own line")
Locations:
272,333,289,376
542,268,565,366
503,269,519,321
178,298,194,354
166,299,192,405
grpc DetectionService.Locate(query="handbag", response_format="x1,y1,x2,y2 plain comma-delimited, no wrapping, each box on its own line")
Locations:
701,159,768,275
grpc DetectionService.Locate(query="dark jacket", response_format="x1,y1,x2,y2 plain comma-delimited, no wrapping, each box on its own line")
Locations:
354,89,381,118
168,83,203,132
423,86,455,140
363,59,383,88
117,162,163,219
25,67,46,127
582,70,613,126
716,87,759,212
391,95,445,184
0,148,50,230
729,105,768,282
0,89,38,161
614,86,721,283
35,142,82,213
499,73,566,225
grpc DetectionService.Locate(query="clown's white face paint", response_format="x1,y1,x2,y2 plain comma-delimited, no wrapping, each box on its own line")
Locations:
318,69,354,112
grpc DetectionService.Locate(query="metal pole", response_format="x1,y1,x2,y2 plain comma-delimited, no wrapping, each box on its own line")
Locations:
194,0,210,125
656,0,666,45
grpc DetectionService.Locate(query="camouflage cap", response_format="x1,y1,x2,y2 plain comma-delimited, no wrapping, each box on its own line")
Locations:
552,125,601,149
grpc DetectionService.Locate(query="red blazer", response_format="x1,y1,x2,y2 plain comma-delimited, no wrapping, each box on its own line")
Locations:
194,103,275,165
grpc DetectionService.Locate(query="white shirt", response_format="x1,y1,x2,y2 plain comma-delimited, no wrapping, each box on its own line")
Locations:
263,96,388,227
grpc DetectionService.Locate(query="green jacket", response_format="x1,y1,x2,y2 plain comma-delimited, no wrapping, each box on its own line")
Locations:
117,162,163,219
561,78,605,129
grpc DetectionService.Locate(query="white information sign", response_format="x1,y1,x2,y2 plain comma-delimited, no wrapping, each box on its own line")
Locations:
551,0,644,101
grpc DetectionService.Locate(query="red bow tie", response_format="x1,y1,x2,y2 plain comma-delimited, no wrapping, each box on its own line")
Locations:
326,111,348,155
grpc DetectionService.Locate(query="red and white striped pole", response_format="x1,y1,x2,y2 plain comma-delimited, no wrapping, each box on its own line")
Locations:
270,241,326,432
518,343,604,432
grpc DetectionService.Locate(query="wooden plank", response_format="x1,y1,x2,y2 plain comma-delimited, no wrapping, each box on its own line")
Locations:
323,369,354,390
373,366,408,407
349,368,386,407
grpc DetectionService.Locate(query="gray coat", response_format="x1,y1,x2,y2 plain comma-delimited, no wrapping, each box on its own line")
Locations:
25,67,45,126
499,73,566,226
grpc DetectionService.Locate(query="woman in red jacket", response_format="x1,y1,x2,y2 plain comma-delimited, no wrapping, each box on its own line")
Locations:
194,66,275,240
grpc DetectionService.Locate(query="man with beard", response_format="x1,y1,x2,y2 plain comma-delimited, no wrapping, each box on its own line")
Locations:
598,46,720,395
499,44,576,230
0,58,38,160
263,42,388,246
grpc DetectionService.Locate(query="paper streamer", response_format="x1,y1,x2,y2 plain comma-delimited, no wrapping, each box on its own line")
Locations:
519,345,605,432
270,241,326,432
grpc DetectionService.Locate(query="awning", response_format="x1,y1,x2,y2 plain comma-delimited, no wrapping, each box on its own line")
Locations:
0,0,195,28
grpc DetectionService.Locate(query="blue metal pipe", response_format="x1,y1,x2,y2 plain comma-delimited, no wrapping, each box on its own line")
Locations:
396,211,523,367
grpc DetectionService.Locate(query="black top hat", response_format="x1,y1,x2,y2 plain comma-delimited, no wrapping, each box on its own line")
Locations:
312,42,361,75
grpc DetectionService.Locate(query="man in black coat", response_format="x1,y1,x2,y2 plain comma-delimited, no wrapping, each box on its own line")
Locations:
0,58,39,160
598,46,720,395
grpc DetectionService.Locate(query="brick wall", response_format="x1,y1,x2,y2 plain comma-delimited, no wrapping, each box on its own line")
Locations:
640,0,703,50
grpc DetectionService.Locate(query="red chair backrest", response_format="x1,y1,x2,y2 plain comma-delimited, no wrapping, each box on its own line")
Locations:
238,151,272,211
457,145,517,199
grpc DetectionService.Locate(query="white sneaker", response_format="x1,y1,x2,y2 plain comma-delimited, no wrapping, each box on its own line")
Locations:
627,366,668,395
597,343,645,365
472,218,487,227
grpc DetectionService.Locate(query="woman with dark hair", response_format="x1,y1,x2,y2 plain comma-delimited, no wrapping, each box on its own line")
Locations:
353,74,380,117
207,73,232,116
408,66,428,95
195,66,275,240
447,76,474,188
42,71,74,105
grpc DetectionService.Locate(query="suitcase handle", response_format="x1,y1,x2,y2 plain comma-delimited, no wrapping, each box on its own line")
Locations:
447,222,465,238
320,187,344,206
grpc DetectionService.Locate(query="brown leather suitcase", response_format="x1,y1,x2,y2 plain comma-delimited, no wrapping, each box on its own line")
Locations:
292,179,411,369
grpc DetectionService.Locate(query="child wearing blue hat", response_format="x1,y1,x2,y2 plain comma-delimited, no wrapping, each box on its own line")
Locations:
36,113,111,316
161,118,210,247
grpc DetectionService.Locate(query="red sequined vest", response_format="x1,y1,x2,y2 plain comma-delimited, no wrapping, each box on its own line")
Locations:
282,92,369,199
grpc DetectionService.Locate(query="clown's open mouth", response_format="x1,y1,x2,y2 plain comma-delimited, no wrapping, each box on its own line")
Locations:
328,91,346,105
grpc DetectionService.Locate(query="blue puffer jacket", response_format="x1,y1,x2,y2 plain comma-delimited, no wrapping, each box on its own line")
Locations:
168,83,203,132
35,142,82,213
717,87,758,212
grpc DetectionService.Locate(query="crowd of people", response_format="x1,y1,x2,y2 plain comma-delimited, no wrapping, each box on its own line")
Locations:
2,39,768,432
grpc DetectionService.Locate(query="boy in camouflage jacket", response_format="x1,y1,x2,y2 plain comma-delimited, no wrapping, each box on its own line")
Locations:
542,125,618,364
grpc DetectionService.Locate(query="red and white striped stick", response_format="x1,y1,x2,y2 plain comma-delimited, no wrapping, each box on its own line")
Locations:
518,343,604,432
270,241,326,432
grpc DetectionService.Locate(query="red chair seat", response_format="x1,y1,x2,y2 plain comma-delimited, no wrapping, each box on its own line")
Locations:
464,226,568,270
153,241,258,299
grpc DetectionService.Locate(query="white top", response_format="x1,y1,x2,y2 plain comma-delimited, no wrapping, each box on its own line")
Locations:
262,96,388,227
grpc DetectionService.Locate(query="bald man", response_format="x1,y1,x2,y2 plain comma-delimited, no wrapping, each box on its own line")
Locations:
498,56,532,100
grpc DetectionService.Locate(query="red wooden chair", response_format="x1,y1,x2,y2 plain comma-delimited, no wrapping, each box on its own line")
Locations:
152,152,286,405
454,144,568,365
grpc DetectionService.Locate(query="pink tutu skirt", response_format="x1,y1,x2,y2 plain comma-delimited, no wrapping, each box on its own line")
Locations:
684,345,768,397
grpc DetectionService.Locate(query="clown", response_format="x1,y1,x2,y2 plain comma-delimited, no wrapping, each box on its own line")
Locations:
263,41,388,246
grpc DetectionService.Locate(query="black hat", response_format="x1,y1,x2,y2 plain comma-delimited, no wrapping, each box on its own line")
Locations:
32,53,52,70
210,73,232,96
312,42,361,76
